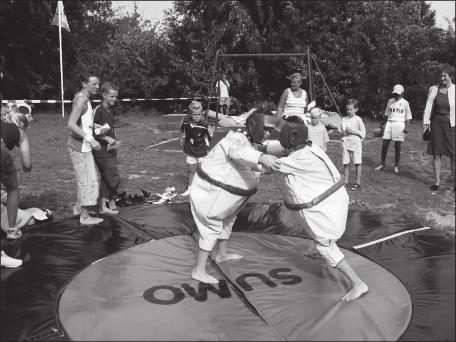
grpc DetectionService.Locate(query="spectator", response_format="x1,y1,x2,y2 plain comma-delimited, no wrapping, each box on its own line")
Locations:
375,84,412,173
93,82,122,214
307,107,330,151
0,114,32,239
215,72,231,115
67,74,103,225
276,73,309,130
423,64,455,192
339,98,366,191
179,101,213,197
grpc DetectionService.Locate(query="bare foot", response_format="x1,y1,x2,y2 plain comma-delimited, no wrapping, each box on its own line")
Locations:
341,282,368,301
191,270,219,284
100,207,119,215
80,216,104,225
215,253,243,263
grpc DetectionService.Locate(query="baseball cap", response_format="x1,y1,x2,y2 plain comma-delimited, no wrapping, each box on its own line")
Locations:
392,84,404,94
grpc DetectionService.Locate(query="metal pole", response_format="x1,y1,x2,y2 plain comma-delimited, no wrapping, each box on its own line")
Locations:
207,49,220,129
58,1,65,117
307,46,313,102
312,56,342,117
0,56,4,108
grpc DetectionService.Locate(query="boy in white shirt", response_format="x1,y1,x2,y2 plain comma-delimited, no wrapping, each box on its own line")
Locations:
215,73,230,115
375,85,412,173
307,107,330,151
339,99,366,191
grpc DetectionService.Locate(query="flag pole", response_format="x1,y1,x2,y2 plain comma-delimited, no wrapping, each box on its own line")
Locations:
58,1,65,117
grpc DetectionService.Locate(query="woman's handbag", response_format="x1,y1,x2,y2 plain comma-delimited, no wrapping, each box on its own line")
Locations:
423,127,431,141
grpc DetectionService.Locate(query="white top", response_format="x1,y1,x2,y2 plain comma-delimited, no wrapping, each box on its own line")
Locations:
283,88,308,116
384,98,412,122
215,80,230,98
199,130,263,190
423,84,455,127
339,115,366,152
307,123,329,151
78,93,94,153
278,144,348,241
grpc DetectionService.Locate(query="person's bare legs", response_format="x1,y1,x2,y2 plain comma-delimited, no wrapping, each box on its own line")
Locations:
450,156,455,189
336,259,369,301
6,188,19,229
355,164,362,185
432,154,441,186
343,164,350,184
214,239,243,262
188,163,197,189
99,197,119,214
109,199,117,210
192,248,219,284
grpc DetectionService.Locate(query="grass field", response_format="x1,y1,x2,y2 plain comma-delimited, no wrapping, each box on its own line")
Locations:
9,110,455,235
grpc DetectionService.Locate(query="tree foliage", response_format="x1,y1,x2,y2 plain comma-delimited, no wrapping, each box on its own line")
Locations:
0,0,454,119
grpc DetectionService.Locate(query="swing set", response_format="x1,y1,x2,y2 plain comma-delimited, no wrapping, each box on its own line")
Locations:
205,46,342,129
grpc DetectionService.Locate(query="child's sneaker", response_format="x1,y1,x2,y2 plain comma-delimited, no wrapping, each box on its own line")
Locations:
1,251,23,268
374,165,385,171
350,183,361,191
394,166,399,173
180,188,191,197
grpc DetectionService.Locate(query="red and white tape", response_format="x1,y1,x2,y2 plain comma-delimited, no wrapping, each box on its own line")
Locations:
2,96,215,105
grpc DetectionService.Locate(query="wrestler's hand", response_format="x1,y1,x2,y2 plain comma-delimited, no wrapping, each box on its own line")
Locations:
259,154,281,172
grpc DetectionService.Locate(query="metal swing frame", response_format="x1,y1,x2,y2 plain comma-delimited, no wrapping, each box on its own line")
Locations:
206,47,342,129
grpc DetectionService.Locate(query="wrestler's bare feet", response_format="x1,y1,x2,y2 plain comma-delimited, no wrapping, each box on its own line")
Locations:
191,270,219,284
215,253,243,263
341,282,368,301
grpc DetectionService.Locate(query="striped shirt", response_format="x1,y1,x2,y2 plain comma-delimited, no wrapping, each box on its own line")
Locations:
283,88,308,116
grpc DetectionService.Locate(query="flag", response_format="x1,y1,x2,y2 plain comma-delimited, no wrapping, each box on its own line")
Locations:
51,1,70,32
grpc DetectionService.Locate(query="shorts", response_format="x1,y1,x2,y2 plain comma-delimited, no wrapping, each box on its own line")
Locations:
185,155,202,165
383,121,405,141
342,149,362,165
1,140,16,176
219,97,230,106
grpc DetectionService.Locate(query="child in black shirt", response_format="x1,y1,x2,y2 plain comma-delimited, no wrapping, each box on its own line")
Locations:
179,101,213,196
93,82,122,214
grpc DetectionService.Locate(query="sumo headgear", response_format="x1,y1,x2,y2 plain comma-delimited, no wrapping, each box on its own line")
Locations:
245,113,275,143
279,116,308,149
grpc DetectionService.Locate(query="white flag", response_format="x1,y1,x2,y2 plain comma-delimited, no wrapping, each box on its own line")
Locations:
51,1,70,32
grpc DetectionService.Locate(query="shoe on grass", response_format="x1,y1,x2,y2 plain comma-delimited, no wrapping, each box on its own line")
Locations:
374,165,385,171
1,251,23,268
350,183,361,191
430,184,440,191
394,166,399,173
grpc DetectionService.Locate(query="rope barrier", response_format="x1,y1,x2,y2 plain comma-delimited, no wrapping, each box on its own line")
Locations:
1,97,216,105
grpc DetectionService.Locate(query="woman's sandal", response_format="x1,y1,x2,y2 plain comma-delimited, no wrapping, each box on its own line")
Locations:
430,184,440,191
